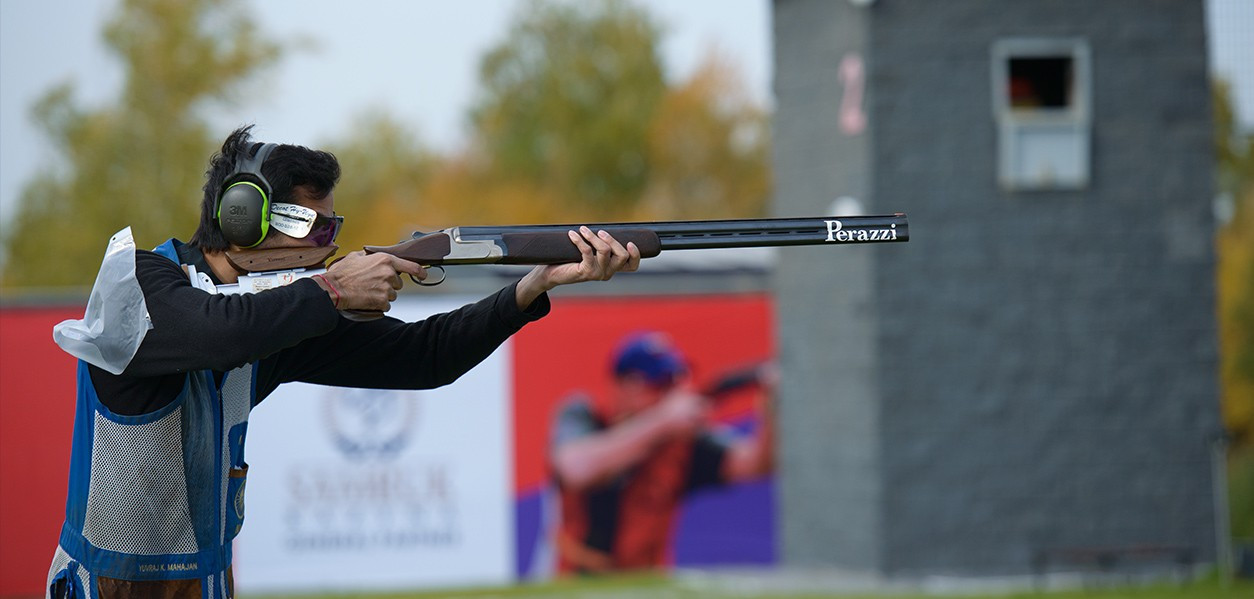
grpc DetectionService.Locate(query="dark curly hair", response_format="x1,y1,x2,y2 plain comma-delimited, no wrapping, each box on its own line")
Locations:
189,125,341,251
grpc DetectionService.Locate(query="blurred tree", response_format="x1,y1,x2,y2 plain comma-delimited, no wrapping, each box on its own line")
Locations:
639,55,770,220
469,0,666,217
421,156,567,225
325,112,440,253
416,0,770,226
1214,80,1254,451
326,110,562,243
0,0,283,290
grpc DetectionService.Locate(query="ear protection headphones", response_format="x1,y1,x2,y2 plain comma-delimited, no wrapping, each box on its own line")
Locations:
215,142,277,248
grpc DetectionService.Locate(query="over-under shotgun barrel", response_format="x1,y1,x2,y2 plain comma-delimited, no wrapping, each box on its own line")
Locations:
455,213,908,250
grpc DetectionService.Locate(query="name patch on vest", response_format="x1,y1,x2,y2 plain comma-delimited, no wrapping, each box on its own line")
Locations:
139,562,199,573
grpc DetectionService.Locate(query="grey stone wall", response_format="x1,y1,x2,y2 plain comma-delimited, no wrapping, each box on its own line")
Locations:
773,0,887,572
773,0,1220,576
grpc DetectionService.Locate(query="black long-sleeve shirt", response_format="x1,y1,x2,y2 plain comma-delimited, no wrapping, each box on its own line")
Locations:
90,243,549,416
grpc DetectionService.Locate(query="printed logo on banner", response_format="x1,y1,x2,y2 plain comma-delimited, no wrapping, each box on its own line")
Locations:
321,387,418,461
281,388,459,553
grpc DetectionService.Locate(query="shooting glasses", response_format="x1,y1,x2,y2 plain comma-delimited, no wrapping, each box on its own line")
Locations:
269,203,343,247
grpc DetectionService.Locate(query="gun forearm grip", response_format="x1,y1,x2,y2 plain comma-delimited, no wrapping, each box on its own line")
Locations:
498,229,662,265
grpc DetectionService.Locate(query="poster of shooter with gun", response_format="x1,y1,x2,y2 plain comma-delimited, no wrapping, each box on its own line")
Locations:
511,296,778,577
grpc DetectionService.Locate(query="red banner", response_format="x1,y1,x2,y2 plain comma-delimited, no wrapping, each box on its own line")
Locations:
0,307,81,597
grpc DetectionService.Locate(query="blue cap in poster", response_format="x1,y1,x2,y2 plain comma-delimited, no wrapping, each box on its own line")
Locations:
612,332,688,387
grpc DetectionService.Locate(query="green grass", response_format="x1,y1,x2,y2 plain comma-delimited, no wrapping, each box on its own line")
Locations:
1230,445,1254,540
250,573,1253,599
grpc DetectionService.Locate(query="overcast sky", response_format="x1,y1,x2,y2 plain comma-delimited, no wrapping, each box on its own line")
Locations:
1,0,1249,236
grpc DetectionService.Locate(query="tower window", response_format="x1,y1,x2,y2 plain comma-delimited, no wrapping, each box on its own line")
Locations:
992,39,1091,190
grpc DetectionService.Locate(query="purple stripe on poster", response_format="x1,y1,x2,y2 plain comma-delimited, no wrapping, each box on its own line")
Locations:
515,489,545,579
674,478,776,566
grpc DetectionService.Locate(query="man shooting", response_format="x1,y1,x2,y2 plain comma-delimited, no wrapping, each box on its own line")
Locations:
548,332,774,573
45,125,641,598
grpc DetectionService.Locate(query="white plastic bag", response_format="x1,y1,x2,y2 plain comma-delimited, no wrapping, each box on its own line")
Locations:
53,227,153,374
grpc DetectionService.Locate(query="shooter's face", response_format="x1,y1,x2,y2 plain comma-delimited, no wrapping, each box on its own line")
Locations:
613,374,670,419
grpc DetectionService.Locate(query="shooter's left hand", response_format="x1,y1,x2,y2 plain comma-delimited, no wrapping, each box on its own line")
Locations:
515,227,641,308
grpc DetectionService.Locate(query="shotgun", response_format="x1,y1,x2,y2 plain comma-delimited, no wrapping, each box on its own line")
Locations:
703,362,775,401
363,213,908,269
195,213,908,294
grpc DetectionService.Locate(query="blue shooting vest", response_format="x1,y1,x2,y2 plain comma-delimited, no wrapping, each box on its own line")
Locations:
48,239,254,598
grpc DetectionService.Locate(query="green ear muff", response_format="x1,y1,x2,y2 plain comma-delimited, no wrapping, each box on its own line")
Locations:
217,181,270,248
214,143,276,248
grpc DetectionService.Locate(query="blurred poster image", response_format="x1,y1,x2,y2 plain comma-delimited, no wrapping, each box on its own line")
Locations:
513,295,777,578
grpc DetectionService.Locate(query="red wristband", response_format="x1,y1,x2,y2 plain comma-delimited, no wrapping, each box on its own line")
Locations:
314,274,340,309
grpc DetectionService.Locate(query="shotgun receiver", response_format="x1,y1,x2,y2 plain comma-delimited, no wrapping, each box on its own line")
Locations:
363,213,908,269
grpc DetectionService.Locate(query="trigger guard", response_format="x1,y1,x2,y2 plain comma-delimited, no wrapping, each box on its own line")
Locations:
415,265,446,287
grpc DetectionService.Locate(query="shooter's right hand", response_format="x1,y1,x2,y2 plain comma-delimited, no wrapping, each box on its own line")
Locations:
319,251,427,312
656,389,709,439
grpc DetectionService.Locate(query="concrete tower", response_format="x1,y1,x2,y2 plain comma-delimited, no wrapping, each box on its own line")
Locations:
772,0,1220,576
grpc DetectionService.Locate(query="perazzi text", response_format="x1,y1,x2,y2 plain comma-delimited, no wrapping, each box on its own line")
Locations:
825,220,897,242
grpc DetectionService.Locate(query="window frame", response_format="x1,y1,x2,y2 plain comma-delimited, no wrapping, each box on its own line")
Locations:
991,38,1093,191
